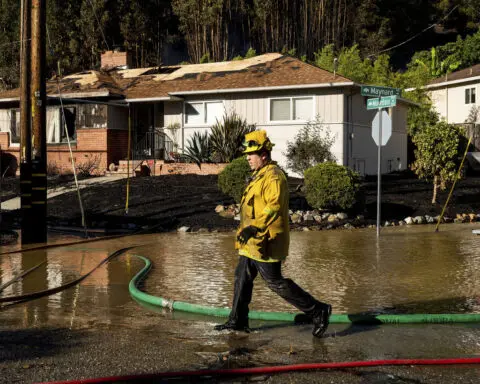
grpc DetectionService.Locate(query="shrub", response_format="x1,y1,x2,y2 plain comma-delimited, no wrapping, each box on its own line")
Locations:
210,112,256,162
218,156,251,203
304,162,360,211
76,154,101,177
183,131,212,166
284,115,336,175
411,121,462,204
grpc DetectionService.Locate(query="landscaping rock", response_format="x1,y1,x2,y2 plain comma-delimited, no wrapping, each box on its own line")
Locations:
413,216,424,224
290,213,302,224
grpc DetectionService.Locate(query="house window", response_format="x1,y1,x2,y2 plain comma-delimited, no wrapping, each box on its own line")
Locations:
270,96,314,121
47,107,76,143
9,110,20,145
185,101,223,125
465,88,476,104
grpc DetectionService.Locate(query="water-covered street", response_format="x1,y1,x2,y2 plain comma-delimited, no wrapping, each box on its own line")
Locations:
1,225,479,383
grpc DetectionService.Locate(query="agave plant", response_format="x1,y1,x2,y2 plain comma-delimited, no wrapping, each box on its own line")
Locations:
210,112,256,162
183,130,212,167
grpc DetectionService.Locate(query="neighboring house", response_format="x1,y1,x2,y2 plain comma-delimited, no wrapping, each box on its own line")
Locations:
0,51,413,176
425,64,480,125
422,64,480,170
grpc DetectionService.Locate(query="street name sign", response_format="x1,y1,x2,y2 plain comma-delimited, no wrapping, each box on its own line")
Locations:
372,109,391,146
361,85,401,97
367,95,397,110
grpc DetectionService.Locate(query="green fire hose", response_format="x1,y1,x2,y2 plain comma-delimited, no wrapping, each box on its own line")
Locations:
129,254,480,325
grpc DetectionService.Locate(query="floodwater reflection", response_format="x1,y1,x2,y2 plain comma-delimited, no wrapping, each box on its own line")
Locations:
0,225,479,328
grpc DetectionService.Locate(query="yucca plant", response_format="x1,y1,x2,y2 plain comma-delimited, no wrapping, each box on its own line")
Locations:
210,112,256,162
183,130,212,167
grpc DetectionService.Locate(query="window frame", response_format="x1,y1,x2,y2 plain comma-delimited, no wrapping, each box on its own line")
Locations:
8,109,20,147
268,96,315,123
184,100,224,126
465,87,476,105
47,106,77,145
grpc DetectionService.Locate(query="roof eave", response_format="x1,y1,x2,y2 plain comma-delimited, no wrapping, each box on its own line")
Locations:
408,75,480,91
168,82,355,96
125,96,184,102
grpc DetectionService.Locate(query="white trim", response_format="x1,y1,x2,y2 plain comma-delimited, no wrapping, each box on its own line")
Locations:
126,96,183,102
8,109,20,147
49,91,111,98
0,97,19,102
170,82,355,96
465,87,476,105
260,121,345,127
407,75,480,91
268,95,315,123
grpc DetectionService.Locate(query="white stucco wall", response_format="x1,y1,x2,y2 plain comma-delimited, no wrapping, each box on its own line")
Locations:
429,80,479,124
161,88,408,176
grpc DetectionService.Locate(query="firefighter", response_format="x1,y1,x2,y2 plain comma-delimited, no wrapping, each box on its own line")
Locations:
214,130,332,337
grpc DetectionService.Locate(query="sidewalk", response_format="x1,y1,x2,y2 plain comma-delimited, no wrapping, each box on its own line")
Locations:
0,175,128,211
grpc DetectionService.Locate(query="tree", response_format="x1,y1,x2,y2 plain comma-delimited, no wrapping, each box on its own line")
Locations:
284,115,336,175
0,1,20,88
410,120,463,204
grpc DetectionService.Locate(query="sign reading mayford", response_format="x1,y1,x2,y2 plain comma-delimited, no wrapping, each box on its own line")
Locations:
361,85,401,97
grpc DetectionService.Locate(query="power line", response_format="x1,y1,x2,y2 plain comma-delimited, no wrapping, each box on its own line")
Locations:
368,4,460,58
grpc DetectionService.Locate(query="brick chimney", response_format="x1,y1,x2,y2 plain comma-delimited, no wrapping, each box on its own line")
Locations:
101,50,132,69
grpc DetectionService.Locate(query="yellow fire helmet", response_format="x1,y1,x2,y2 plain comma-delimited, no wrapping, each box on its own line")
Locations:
242,130,275,154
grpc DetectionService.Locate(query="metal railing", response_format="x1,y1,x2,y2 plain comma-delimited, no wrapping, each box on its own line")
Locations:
133,131,173,160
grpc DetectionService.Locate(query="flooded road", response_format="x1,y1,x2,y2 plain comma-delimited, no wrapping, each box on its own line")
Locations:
1,225,480,325
1,225,479,383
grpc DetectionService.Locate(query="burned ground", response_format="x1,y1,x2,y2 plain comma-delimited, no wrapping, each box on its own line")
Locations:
1,172,480,235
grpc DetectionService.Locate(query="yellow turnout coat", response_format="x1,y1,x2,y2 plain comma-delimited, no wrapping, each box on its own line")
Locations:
235,162,289,262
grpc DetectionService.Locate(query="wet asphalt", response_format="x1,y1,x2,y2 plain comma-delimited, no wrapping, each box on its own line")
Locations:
1,309,479,384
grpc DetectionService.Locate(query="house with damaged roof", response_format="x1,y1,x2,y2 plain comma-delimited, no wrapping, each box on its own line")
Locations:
0,51,413,176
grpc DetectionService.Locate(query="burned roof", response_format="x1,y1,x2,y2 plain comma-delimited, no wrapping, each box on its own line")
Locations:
0,54,353,102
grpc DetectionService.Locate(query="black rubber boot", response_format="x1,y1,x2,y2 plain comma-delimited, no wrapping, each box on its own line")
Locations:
214,319,250,332
312,304,332,338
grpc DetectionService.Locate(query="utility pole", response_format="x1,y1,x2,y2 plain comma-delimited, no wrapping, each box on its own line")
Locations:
29,0,47,243
20,0,33,244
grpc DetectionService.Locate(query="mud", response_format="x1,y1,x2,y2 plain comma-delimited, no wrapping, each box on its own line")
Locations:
2,172,480,235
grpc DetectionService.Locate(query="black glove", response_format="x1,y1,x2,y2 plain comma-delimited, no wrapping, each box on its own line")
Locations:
237,226,259,244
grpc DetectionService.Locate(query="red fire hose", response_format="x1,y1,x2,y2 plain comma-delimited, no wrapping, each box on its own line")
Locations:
39,357,480,384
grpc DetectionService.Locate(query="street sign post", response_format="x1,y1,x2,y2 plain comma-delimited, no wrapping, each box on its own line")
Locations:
362,85,401,237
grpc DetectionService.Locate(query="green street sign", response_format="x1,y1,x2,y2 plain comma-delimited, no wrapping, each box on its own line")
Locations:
367,95,397,110
361,85,401,97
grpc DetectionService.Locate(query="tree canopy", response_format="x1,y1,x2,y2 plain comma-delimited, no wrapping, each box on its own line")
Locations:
0,0,480,89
